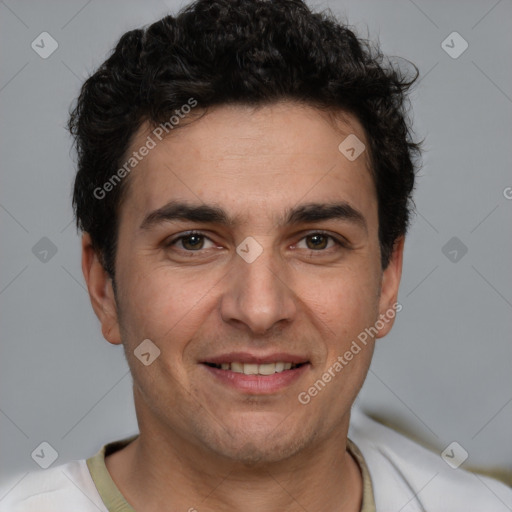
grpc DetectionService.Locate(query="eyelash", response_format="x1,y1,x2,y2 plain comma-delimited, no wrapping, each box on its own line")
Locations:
166,230,348,254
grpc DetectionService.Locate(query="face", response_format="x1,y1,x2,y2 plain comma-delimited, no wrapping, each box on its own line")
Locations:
83,102,403,464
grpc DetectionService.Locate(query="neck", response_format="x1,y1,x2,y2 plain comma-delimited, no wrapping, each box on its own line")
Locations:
105,409,362,512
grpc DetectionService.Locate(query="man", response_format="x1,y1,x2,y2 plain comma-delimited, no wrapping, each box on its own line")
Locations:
1,0,510,510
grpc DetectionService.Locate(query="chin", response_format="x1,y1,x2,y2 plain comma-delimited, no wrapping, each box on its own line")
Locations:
199,416,316,466
212,437,305,466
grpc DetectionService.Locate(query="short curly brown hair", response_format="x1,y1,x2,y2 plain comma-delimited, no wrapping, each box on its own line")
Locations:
69,0,421,277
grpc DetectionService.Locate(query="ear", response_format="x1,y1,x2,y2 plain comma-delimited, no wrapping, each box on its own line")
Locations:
376,236,404,339
81,233,122,345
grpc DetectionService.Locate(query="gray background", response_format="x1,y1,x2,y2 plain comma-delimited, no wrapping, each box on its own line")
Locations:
1,0,511,488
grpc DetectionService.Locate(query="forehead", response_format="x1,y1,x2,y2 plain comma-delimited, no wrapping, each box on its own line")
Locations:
119,102,376,227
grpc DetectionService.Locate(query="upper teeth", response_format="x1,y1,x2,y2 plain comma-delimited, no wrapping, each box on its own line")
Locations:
218,362,295,375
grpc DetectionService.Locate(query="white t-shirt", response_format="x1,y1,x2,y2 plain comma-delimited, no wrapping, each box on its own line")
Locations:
0,408,510,511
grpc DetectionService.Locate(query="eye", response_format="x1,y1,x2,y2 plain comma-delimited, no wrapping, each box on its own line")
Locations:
168,232,216,251
295,232,345,251
165,230,347,256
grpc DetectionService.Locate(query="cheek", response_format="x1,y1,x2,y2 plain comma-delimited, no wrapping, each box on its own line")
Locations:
116,261,220,350
300,265,381,339
115,269,213,398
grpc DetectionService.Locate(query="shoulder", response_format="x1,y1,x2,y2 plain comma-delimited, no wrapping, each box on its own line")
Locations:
349,407,512,511
0,459,106,512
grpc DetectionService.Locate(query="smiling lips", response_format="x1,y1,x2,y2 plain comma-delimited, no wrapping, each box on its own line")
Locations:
204,361,305,375
201,352,309,377
201,353,311,393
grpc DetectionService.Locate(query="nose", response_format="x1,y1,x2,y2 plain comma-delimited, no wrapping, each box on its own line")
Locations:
220,246,297,336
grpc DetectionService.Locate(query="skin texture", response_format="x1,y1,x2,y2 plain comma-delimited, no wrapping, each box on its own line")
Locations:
82,102,404,511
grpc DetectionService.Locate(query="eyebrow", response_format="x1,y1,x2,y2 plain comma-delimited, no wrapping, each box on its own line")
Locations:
139,200,367,232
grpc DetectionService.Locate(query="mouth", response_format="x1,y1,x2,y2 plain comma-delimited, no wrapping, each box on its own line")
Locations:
202,361,307,375
200,353,311,394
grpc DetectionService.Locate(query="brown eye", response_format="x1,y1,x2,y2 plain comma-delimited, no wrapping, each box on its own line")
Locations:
297,233,343,251
305,233,330,250
167,232,216,252
180,234,205,250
